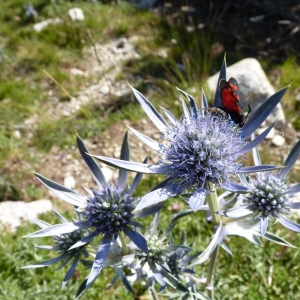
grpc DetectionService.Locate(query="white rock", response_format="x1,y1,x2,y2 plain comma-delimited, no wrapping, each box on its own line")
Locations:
128,35,141,44
68,7,85,21
78,94,89,104
272,135,285,146
0,200,52,232
157,48,168,58
64,175,76,189
70,68,86,77
62,110,71,117
66,154,73,161
13,130,21,139
101,167,113,181
207,58,286,126
100,85,110,95
33,18,61,32
256,127,275,140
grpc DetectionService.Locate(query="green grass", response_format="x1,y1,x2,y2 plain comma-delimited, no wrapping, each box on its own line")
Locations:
32,94,142,152
0,0,160,200
0,214,134,300
276,57,300,130
1,200,300,300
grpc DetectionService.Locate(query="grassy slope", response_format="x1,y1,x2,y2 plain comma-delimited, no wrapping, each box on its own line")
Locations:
1,1,300,299
1,205,300,299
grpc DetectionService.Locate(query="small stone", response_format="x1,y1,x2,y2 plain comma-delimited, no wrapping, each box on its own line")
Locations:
186,26,195,32
157,48,168,58
13,130,21,139
62,109,72,117
101,167,113,181
128,35,140,44
70,68,86,76
100,85,110,95
78,95,89,103
272,135,285,146
68,7,85,21
33,18,61,32
66,154,73,160
64,175,76,189
256,127,275,139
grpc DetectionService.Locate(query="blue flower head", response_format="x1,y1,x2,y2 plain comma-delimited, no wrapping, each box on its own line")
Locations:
128,212,193,291
24,132,161,290
22,210,89,288
83,183,135,235
161,111,245,191
219,139,300,236
92,58,287,211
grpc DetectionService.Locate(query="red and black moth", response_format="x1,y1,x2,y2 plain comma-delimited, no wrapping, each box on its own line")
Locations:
205,77,250,127
218,77,251,127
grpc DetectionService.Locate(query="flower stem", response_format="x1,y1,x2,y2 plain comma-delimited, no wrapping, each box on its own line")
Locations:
206,182,220,225
149,287,159,300
119,232,129,255
205,181,221,299
206,245,219,300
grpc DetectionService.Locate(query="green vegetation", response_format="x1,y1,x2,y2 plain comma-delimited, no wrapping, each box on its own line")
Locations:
1,202,300,299
0,0,160,199
1,0,300,299
0,213,134,300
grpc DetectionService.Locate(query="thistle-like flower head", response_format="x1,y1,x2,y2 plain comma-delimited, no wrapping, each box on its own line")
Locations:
54,228,86,257
219,140,300,236
129,212,191,289
22,210,88,288
245,173,289,219
92,58,287,211
24,132,160,290
161,111,246,192
83,184,135,235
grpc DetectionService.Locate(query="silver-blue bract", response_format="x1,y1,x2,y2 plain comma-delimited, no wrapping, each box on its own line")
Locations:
91,58,287,212
22,210,89,289
127,212,203,295
23,132,162,291
218,139,300,236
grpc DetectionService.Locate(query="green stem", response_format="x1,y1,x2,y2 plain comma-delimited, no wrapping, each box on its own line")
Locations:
149,287,159,300
206,245,219,300
119,232,129,255
205,181,221,299
206,182,220,225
